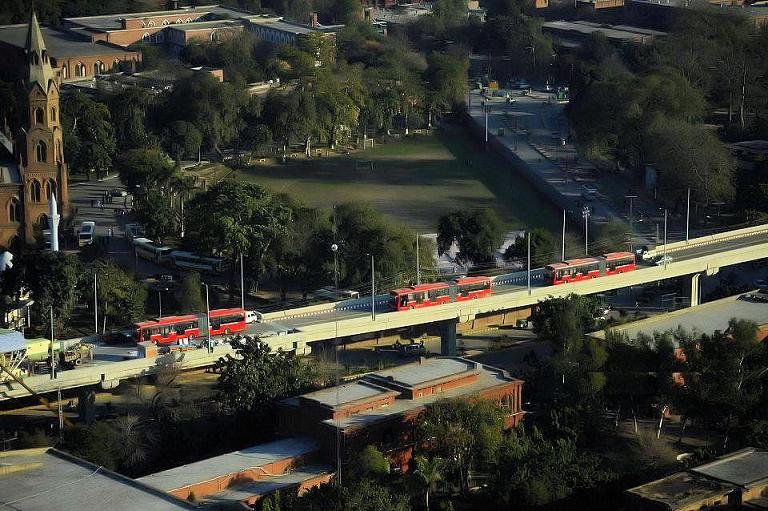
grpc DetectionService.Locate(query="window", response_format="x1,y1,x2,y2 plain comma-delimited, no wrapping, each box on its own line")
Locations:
142,32,151,42
61,65,68,79
34,108,44,124
93,61,104,75
35,141,47,163
50,107,56,122
148,20,155,27
75,62,85,77
37,213,48,227
30,180,41,202
8,198,20,223
46,179,56,200
162,19,169,25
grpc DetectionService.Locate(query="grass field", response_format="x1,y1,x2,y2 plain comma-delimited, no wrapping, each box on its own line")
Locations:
235,127,560,233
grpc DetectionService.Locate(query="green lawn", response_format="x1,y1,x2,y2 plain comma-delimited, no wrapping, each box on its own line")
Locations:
234,127,560,233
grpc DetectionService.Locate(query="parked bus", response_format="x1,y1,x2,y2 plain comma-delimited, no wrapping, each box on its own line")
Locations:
169,251,226,273
390,276,492,311
544,252,636,285
134,308,246,345
133,238,173,264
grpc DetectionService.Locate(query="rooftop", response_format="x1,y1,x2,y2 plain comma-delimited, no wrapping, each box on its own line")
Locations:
542,20,667,43
137,437,318,493
0,24,137,57
626,471,735,509
166,19,244,32
201,465,331,506
365,357,478,389
692,448,768,488
301,380,397,408
243,16,317,35
0,448,194,510
64,5,248,31
591,293,768,345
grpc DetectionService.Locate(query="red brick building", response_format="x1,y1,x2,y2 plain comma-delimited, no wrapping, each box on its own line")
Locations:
0,13,70,247
278,356,524,471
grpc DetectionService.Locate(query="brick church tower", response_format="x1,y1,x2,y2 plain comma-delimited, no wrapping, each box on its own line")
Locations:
16,12,70,243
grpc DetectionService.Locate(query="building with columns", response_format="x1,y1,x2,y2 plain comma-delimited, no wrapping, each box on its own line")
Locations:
0,12,70,249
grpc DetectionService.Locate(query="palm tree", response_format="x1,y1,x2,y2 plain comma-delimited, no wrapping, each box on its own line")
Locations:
414,455,444,511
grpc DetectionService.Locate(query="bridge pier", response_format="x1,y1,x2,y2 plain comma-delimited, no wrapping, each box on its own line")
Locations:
439,320,458,356
682,273,702,307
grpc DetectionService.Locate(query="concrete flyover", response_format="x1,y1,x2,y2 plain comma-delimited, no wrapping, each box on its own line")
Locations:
1,223,766,403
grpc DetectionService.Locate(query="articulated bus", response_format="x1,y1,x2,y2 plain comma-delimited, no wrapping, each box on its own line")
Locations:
133,238,173,264
134,308,247,345
390,276,492,311
544,252,636,286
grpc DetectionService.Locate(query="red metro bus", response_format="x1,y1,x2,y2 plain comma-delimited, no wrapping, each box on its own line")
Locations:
134,307,247,345
544,252,636,285
391,276,492,311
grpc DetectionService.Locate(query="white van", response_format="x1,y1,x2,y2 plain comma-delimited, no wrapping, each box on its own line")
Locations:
78,221,96,247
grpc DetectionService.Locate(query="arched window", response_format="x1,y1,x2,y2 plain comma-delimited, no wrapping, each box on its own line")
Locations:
34,108,44,124
61,65,68,79
37,213,48,227
46,179,56,200
31,52,39,65
148,20,155,27
50,107,56,122
94,61,104,75
142,32,151,42
75,62,85,77
8,197,21,223
185,17,192,23
176,18,183,24
35,141,47,163
30,180,41,203
162,19,169,25
210,30,219,42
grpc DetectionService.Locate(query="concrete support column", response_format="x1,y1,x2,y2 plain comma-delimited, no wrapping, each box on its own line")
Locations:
439,320,458,356
682,273,702,307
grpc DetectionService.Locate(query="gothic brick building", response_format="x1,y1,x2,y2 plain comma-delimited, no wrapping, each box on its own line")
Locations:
0,12,70,249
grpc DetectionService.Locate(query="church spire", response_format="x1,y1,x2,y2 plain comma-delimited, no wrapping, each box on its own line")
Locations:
24,12,54,92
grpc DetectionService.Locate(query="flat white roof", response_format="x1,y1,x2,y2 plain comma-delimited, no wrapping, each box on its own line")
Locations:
301,380,395,408
366,357,478,388
137,437,317,492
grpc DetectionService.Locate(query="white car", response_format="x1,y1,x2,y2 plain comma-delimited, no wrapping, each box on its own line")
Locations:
655,255,674,266
246,310,263,324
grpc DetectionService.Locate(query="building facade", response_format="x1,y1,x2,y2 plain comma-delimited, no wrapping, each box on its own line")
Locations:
0,13,70,248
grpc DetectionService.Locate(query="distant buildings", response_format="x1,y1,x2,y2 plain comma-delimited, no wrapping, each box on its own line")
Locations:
626,447,768,510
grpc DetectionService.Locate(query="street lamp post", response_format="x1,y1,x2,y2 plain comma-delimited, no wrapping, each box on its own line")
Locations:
416,233,420,285
158,290,163,319
561,209,566,261
664,209,669,270
625,194,638,251
482,101,490,150
370,254,375,322
203,283,211,353
527,231,532,295
331,243,339,300
582,206,591,256
685,187,691,243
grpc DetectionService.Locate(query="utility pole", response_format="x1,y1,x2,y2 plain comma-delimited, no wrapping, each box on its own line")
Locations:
582,206,591,256
240,252,245,310
663,209,668,261
158,290,163,319
686,187,691,243
203,283,211,353
561,209,566,261
49,307,56,380
625,194,638,252
370,254,376,321
93,272,98,335
416,234,420,285
527,231,532,295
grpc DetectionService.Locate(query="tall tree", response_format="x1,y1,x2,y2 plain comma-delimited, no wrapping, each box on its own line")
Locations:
27,252,84,334
215,336,316,414
61,91,116,179
504,228,555,266
94,261,147,331
437,209,505,267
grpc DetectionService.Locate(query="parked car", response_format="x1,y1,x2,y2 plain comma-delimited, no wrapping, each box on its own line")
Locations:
246,310,263,324
102,330,133,345
109,188,128,197
654,254,674,266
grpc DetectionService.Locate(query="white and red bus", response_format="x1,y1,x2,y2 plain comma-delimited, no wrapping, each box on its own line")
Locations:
391,276,492,311
134,308,247,345
544,252,636,285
